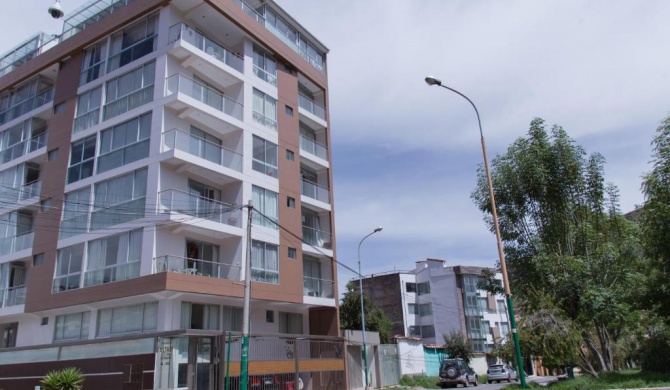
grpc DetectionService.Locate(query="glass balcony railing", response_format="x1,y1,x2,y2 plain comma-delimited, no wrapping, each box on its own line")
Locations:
0,231,34,256
0,33,58,79
301,179,329,203
303,276,334,298
165,74,243,121
298,94,326,120
61,0,136,41
252,65,277,87
83,261,140,287
0,89,54,126
159,189,241,228
0,131,47,163
299,135,327,160
168,23,244,73
0,285,26,307
153,255,241,281
19,180,41,201
231,0,265,25
162,128,242,172
302,226,332,249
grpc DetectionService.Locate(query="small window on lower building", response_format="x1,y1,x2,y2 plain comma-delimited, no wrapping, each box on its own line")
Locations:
285,105,293,116
278,312,303,334
266,310,274,323
48,148,59,161
0,322,19,347
286,150,294,161
180,302,219,330
41,198,53,212
287,197,295,208
54,101,66,114
288,247,297,259
33,253,44,266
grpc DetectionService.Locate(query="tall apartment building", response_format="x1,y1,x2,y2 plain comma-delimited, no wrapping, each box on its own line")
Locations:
0,0,340,389
359,259,510,353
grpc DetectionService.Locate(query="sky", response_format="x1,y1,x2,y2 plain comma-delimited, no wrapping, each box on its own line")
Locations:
2,1,669,295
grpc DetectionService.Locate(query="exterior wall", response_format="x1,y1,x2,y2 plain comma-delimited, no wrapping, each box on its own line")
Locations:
396,338,426,376
415,261,463,344
359,273,405,337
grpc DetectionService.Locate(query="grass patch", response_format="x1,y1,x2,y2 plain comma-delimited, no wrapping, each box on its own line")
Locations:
399,375,441,389
517,370,670,390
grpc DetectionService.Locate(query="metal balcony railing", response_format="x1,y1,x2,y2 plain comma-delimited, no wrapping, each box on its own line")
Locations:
302,226,332,249
159,189,241,228
153,255,241,280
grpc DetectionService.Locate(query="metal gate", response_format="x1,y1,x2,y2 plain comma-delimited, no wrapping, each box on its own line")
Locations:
378,344,400,387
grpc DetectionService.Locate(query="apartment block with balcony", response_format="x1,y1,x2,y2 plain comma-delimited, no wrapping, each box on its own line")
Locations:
358,260,510,355
0,1,341,389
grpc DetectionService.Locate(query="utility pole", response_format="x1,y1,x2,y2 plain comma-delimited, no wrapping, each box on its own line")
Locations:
240,201,253,389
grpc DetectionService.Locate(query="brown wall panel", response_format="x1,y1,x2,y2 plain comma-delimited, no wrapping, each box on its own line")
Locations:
309,306,339,336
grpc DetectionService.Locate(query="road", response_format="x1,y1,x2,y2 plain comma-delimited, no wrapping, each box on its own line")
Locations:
403,376,558,390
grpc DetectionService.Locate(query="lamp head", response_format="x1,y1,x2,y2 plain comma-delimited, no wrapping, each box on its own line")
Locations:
48,0,64,19
373,226,383,233
425,76,442,86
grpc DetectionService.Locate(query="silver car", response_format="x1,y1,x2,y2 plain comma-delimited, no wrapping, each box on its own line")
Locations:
486,364,518,383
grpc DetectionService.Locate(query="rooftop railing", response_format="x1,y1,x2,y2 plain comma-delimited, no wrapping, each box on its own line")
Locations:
61,0,135,41
0,33,58,79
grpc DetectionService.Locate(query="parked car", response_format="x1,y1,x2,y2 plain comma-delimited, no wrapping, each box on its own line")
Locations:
486,364,518,383
439,358,478,388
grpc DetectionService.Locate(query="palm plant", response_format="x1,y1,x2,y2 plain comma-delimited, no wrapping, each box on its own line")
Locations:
40,367,84,390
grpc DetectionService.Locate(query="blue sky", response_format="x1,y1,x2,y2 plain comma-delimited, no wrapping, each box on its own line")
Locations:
2,1,668,295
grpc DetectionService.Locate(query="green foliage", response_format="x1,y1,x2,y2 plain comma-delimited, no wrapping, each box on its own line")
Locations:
442,330,474,363
639,115,670,320
339,282,393,344
40,367,84,390
399,375,441,388
640,331,670,373
514,370,670,389
471,118,646,375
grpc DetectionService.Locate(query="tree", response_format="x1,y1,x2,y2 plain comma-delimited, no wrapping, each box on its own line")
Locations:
442,330,474,363
40,367,84,390
471,118,645,377
639,115,670,320
340,282,393,344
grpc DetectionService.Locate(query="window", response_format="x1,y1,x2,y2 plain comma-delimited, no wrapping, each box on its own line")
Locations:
96,302,158,337
181,302,219,330
285,105,293,116
288,247,296,259
48,148,59,161
84,229,142,287
478,297,488,313
60,187,91,239
287,196,295,208
407,303,418,315
405,282,417,293
80,40,106,85
482,320,491,337
252,135,278,177
40,198,52,212
419,303,433,316
417,282,431,295
0,322,18,348
41,317,49,326
104,62,155,120
252,186,278,229
286,150,294,161
53,243,84,292
500,322,510,337
67,135,96,184
33,252,44,266
222,306,242,331
266,310,274,323
251,240,279,284
54,311,90,341
497,300,506,314
408,326,420,337
0,117,47,164
73,86,102,133
97,113,151,173
278,312,303,334
107,14,158,72
421,325,435,338
252,88,277,130
463,275,478,293
54,101,66,114
90,168,147,231
252,45,277,86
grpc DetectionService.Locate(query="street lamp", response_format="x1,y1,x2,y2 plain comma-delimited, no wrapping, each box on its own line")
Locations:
358,226,383,390
425,75,526,388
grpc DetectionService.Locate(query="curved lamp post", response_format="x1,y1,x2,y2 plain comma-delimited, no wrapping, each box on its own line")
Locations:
425,76,526,388
358,226,383,389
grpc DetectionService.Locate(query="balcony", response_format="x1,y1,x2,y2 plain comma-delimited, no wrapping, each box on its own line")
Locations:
0,131,47,164
162,128,242,172
164,74,243,134
302,226,331,250
153,255,240,280
298,94,326,121
301,179,329,204
0,88,54,127
0,232,33,257
168,23,243,88
0,285,26,308
303,276,334,298
83,261,140,287
18,180,41,202
299,135,327,161
159,189,242,228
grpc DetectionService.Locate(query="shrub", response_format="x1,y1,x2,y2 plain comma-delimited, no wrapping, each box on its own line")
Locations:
641,332,670,373
40,367,84,390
